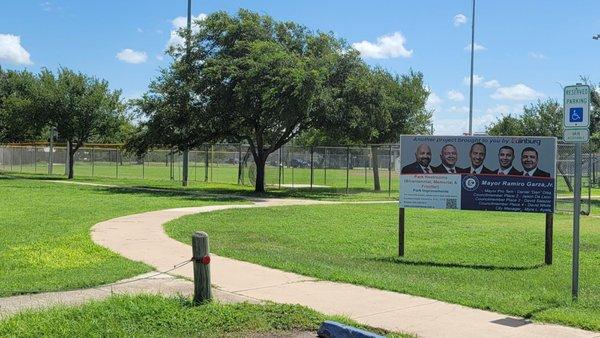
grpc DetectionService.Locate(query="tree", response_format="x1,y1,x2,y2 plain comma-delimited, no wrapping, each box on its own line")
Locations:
485,114,524,136
317,66,431,190
487,99,574,191
38,68,123,179
187,10,359,192
0,68,45,142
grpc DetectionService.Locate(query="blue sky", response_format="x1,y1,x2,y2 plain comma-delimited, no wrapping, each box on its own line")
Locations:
1,0,599,135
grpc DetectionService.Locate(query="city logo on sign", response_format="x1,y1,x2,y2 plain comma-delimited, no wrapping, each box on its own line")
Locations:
569,108,584,123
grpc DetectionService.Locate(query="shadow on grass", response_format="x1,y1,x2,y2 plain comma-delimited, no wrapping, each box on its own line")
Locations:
374,256,546,271
7,172,396,201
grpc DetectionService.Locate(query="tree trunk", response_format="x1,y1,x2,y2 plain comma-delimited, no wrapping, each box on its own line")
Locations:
68,142,76,179
371,145,381,191
557,162,573,192
254,153,267,193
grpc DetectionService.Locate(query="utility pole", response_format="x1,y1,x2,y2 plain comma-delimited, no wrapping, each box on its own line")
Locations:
468,0,476,135
181,0,192,186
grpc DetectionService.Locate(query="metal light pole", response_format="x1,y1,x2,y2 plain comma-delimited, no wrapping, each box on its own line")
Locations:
468,0,476,135
181,0,192,186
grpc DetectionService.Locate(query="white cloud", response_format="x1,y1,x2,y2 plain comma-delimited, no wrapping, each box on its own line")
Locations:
156,54,164,61
0,34,33,65
449,105,470,114
433,113,495,135
463,74,484,86
490,83,544,101
136,28,144,33
167,13,207,49
352,32,413,59
116,48,147,64
464,43,486,51
448,90,465,102
483,80,500,88
453,14,467,27
426,91,442,110
485,104,517,116
528,52,547,59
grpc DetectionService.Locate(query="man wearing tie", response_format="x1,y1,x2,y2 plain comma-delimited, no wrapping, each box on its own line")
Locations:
521,147,550,177
493,146,523,176
401,143,434,174
433,144,462,173
458,142,494,174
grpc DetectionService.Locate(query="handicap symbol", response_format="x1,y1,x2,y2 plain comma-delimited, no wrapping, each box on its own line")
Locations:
569,108,583,123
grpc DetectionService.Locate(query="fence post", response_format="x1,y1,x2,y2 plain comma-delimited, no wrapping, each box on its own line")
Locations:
278,147,282,189
365,147,368,185
324,148,327,185
142,153,145,179
192,231,212,304
204,145,209,182
346,146,350,194
238,143,243,185
310,146,314,189
115,148,119,178
33,144,37,172
91,147,95,177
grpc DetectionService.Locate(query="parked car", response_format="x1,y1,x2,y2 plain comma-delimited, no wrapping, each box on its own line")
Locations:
290,158,310,168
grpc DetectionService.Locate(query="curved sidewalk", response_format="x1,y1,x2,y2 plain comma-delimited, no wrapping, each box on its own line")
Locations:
91,198,599,338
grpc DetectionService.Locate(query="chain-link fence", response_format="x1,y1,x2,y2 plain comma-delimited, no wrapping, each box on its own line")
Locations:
0,142,596,212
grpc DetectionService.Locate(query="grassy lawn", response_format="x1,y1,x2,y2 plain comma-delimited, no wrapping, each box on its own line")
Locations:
0,176,245,296
166,203,600,331
0,294,407,337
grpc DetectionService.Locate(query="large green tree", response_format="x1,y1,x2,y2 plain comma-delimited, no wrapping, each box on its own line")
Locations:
316,66,431,190
38,68,123,179
135,9,359,192
486,98,582,191
0,68,45,142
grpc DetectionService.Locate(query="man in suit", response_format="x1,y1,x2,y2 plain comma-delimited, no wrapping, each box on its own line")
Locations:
458,142,494,174
521,147,550,177
433,144,462,173
401,143,434,174
493,146,523,176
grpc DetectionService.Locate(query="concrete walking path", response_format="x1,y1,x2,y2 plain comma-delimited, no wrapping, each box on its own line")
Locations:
89,198,598,338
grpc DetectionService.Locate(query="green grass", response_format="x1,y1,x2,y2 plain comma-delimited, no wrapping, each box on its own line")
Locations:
0,175,246,296
166,203,600,331
0,295,407,337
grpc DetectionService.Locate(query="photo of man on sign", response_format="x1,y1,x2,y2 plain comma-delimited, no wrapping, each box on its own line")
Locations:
401,144,434,174
458,143,494,174
494,146,522,176
521,147,550,177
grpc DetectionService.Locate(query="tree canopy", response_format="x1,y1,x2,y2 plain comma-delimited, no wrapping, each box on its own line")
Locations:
131,9,432,192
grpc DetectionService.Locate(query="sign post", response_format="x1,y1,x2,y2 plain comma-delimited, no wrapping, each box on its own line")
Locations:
563,84,591,300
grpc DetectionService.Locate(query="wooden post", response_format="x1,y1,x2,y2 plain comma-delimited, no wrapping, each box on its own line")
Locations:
399,208,405,256
192,231,212,304
545,213,553,265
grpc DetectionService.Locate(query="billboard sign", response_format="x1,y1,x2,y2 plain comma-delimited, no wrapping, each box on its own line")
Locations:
399,135,556,213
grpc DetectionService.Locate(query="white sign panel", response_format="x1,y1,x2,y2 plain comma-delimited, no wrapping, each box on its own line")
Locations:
564,85,590,128
563,128,589,143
